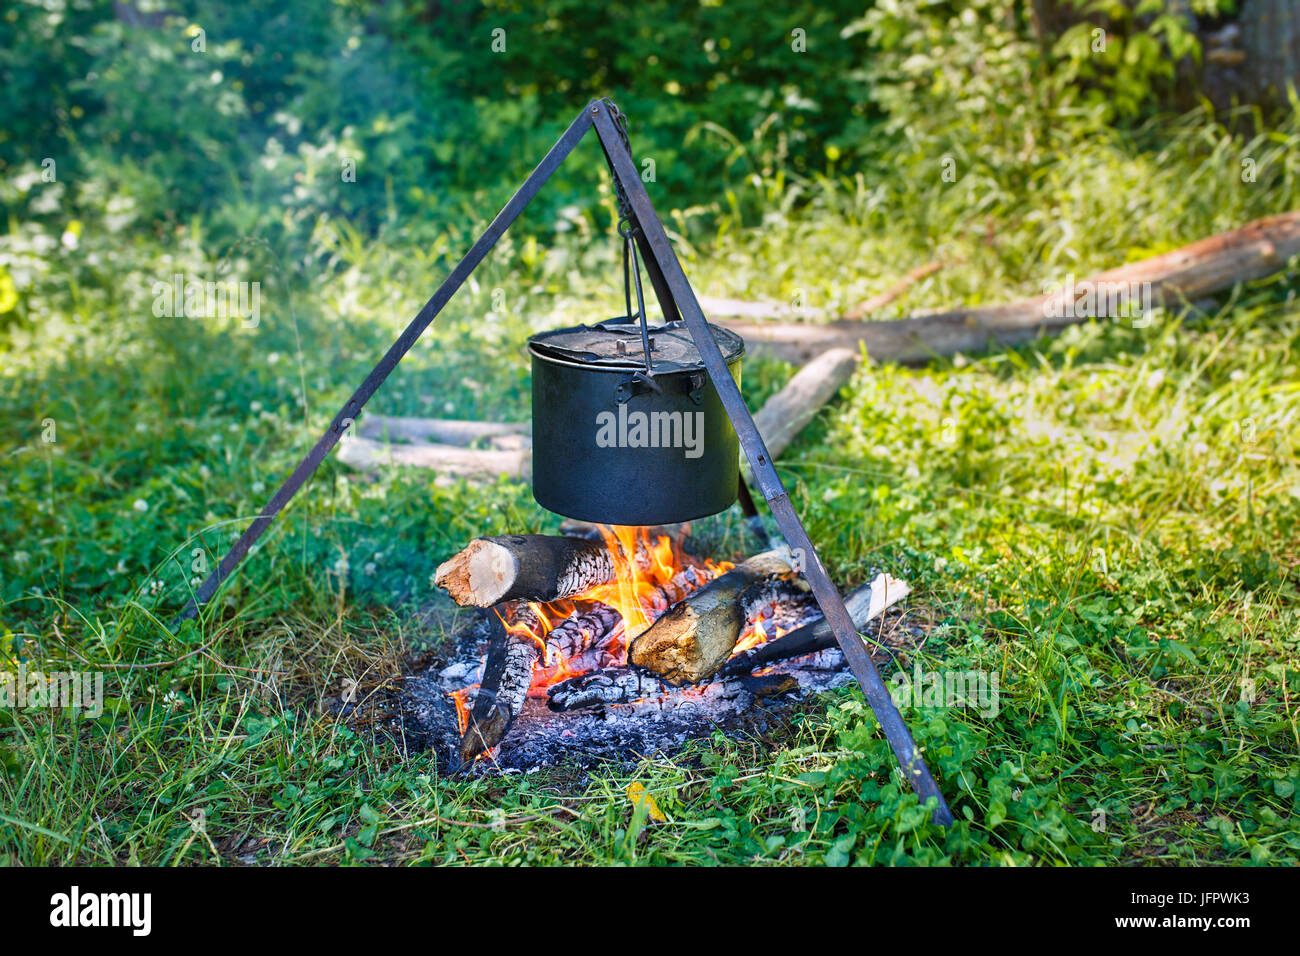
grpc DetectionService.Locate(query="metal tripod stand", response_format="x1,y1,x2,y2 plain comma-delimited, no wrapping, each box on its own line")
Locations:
180,98,955,826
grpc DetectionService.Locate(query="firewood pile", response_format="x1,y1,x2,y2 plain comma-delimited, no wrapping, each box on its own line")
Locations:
428,524,910,768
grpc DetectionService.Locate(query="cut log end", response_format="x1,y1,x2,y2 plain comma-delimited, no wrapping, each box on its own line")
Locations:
434,539,517,607
628,600,745,685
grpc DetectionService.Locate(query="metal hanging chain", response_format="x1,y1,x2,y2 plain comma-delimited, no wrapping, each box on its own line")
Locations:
602,99,656,379
601,98,635,227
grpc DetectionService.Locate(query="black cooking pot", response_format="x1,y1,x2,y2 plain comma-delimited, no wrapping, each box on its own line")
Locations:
528,320,745,525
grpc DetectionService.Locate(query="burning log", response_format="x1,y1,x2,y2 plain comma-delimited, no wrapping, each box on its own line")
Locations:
543,601,622,661
559,519,687,542
564,631,625,673
545,666,802,712
530,601,626,687
546,667,674,711
642,564,728,615
435,534,616,608
548,573,910,712
627,548,804,684
542,566,738,679
720,573,910,677
458,604,542,765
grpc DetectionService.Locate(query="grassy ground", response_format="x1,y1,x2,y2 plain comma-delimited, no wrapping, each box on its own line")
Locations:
1,109,1298,866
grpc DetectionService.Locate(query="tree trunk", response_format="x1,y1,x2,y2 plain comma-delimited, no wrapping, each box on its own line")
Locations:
717,211,1300,365
1239,0,1300,104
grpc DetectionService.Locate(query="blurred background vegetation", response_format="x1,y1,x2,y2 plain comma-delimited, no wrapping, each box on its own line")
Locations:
3,0,1296,270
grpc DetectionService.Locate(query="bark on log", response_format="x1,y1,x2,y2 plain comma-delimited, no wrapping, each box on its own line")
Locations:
435,534,615,608
716,211,1300,365
530,601,625,689
552,618,627,675
720,573,910,678
1240,1,1300,104
627,549,803,684
458,605,541,765
751,348,861,460
698,259,944,325
359,414,528,448
696,295,830,322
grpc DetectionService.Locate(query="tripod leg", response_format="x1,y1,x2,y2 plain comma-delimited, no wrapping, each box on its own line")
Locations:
178,105,596,622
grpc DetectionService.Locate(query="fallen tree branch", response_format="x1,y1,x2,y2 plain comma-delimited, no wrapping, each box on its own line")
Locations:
339,341,859,475
336,435,530,478
751,347,861,460
359,414,528,448
716,211,1300,364
696,296,830,322
697,260,946,325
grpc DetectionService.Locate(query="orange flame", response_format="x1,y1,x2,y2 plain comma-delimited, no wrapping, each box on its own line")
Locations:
731,612,789,657
451,526,745,708
450,686,473,735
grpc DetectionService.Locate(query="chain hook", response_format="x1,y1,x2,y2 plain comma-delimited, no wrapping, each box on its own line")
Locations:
601,99,655,381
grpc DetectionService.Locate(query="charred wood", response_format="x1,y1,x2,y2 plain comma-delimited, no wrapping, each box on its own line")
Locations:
359,414,528,448
627,548,803,685
546,667,675,711
720,574,910,678
457,603,542,765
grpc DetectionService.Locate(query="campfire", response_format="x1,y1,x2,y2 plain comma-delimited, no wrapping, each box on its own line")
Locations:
426,523,908,769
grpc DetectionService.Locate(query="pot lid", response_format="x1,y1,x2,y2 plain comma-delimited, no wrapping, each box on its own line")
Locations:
527,319,744,374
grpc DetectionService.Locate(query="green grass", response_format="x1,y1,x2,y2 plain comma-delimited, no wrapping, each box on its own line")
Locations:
2,107,1299,866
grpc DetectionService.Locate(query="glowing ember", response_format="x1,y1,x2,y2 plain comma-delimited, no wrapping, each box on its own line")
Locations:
731,609,790,658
